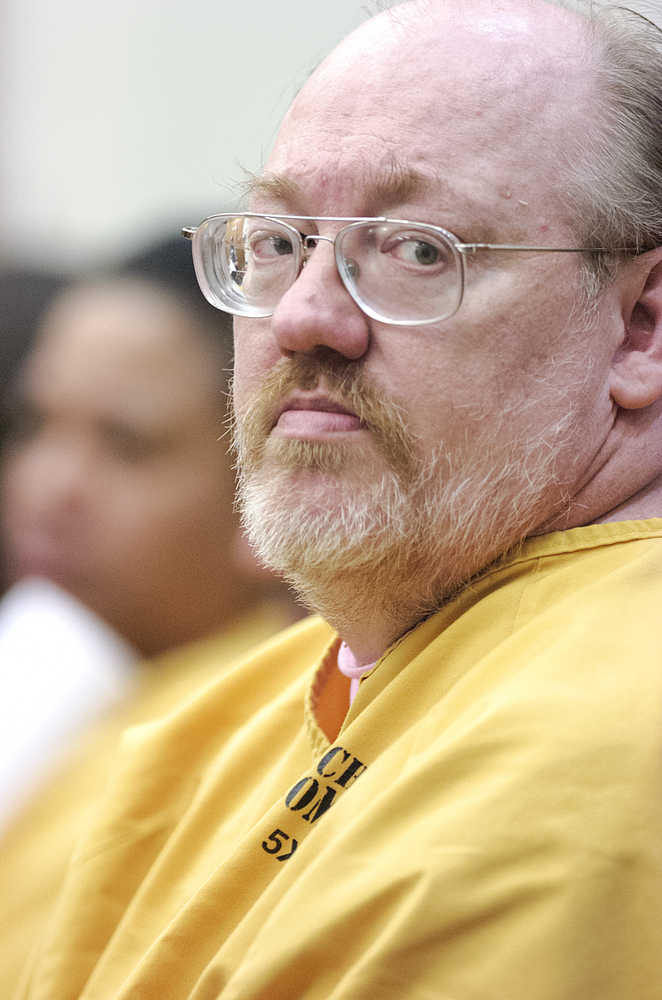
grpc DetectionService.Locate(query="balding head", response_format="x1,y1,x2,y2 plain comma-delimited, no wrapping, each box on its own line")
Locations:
270,0,595,239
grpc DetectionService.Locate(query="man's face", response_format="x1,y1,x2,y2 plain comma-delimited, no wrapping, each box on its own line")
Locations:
232,3,620,619
1,282,238,656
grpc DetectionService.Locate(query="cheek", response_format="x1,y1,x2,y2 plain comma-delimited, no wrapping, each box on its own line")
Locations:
0,447,62,525
369,341,460,442
233,317,280,406
115,465,229,542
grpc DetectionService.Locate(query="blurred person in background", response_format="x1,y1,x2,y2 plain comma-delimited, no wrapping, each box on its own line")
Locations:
2,243,253,658
0,238,296,992
0,270,133,831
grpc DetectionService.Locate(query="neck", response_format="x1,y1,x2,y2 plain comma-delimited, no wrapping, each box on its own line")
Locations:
539,403,662,533
594,478,662,524
539,468,662,534
291,565,428,664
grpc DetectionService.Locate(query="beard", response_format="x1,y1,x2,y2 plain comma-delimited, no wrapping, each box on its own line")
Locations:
232,350,577,645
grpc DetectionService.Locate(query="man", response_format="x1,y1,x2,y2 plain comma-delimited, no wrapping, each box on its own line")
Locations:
17,1,662,997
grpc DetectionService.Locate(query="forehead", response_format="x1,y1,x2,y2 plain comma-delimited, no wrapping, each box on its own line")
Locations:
258,2,595,234
23,284,220,423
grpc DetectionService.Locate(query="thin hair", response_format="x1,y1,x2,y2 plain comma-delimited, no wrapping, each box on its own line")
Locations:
556,1,662,295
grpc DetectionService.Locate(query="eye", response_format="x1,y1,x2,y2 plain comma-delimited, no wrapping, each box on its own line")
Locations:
379,229,452,273
249,231,294,261
101,422,165,463
411,241,439,266
389,236,442,267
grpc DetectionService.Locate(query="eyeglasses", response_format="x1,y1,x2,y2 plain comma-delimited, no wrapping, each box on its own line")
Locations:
182,213,628,327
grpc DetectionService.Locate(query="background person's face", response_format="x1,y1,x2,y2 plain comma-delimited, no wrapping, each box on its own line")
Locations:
1,282,237,656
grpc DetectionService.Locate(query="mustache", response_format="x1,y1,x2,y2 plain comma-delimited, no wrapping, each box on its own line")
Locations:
231,350,418,477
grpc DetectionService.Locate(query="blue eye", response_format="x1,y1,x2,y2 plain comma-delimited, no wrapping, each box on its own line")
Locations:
270,236,294,256
388,236,443,268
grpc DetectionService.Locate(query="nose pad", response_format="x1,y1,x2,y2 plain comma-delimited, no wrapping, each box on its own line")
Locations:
303,234,334,254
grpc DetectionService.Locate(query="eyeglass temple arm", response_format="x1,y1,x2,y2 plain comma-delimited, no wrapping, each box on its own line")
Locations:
457,243,628,254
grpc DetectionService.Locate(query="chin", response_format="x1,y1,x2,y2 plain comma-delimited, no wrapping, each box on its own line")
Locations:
238,409,578,636
239,459,403,571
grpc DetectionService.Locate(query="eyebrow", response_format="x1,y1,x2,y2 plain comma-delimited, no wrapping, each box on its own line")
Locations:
243,164,512,244
244,172,303,206
363,162,436,213
244,161,437,214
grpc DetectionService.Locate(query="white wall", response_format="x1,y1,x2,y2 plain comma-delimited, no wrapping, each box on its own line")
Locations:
0,0,368,269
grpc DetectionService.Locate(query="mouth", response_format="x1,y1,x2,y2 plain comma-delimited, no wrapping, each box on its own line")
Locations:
272,392,363,437
8,534,81,587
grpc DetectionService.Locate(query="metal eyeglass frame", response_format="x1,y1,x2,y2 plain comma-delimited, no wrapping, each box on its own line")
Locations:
182,213,634,327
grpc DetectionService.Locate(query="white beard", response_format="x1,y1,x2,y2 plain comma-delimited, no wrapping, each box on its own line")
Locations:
235,404,577,641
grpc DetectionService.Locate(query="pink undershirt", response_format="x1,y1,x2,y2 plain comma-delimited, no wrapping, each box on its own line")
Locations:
337,641,376,705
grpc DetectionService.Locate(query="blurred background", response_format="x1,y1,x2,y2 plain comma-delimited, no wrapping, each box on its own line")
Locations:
0,0,368,270
0,7,375,979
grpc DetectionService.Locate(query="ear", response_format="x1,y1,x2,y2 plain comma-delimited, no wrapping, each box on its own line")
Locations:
610,251,662,410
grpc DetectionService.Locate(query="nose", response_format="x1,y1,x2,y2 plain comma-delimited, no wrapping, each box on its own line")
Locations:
270,238,371,360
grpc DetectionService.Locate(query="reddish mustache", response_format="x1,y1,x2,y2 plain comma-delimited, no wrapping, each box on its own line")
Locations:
232,353,418,480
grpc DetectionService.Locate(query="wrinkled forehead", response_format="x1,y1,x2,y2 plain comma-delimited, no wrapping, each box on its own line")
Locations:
263,0,596,223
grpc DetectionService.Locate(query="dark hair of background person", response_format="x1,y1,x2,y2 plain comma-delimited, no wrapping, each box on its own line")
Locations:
120,234,234,377
0,270,70,437
0,270,71,591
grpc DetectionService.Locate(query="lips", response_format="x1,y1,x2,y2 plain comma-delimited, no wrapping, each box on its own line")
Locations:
7,533,83,588
273,393,362,436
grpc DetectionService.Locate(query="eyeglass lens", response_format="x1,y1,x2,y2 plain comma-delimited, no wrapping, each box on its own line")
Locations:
195,216,463,324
